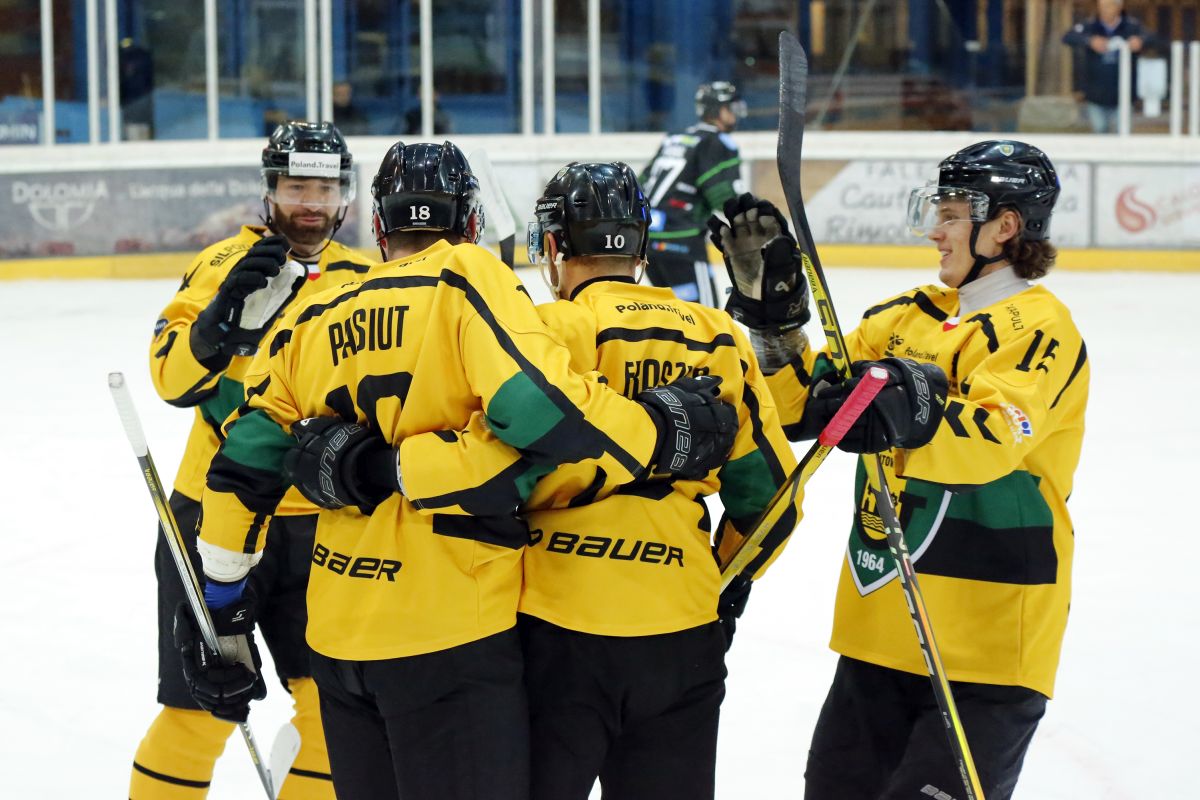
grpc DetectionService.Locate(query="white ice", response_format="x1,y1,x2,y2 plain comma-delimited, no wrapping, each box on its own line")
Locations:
0,266,1194,798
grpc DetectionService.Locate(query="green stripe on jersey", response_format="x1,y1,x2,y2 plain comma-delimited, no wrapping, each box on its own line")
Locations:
199,375,248,430
695,157,740,188
485,372,565,449
648,228,703,239
719,449,778,520
221,409,294,473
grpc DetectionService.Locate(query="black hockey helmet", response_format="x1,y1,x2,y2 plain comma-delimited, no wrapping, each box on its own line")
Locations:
371,141,484,246
261,120,354,198
527,162,650,265
935,140,1060,241
695,81,747,121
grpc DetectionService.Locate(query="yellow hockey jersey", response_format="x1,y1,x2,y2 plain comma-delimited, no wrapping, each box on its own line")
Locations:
200,241,662,660
149,225,374,514
766,281,1088,697
397,279,799,637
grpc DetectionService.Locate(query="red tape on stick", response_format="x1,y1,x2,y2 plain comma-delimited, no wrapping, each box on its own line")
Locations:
817,366,888,447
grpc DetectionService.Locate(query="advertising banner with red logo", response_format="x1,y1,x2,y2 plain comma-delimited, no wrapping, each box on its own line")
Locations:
802,160,1092,247
1094,164,1200,248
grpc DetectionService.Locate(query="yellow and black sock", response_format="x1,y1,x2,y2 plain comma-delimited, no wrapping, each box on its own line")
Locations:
129,707,234,799
275,677,335,800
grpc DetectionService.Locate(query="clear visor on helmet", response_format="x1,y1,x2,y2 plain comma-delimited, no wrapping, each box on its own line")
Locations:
906,185,990,236
262,169,356,207
527,221,547,266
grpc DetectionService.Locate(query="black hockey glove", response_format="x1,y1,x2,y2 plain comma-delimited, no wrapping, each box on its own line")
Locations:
191,235,292,370
801,358,948,453
708,193,811,334
717,574,753,652
283,417,401,515
174,598,267,723
637,375,738,480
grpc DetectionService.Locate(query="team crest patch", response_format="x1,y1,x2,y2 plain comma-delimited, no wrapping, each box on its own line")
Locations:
1001,403,1034,442
998,143,1014,156
847,473,952,596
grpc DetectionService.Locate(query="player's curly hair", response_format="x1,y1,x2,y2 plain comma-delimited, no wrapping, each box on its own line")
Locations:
1001,209,1057,280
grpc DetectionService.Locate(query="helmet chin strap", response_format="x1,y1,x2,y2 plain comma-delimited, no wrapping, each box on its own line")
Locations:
540,252,565,300
960,221,1007,288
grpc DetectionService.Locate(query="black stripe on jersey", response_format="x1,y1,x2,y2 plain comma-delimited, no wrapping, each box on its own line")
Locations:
289,766,334,781
269,328,292,357
1051,341,1088,410
966,312,1000,353
973,407,1001,443
568,468,608,508
943,401,969,438
132,761,211,788
783,354,812,387
412,457,531,515
863,291,948,323
154,330,177,359
208,452,288,514
243,512,268,555
615,480,674,501
326,259,371,274
432,513,529,549
596,327,737,353
294,275,441,327
246,376,271,400
916,517,1057,585
165,372,221,409
440,269,646,476
740,360,787,484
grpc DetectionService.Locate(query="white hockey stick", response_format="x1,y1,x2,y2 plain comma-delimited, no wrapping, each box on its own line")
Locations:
470,148,517,267
108,372,276,799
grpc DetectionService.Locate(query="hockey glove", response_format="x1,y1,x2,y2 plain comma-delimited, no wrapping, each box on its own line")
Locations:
717,574,752,652
801,358,948,453
283,417,401,515
191,235,301,369
708,193,811,334
174,598,267,723
638,375,738,480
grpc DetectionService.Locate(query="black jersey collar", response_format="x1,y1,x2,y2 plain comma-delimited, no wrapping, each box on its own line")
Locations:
568,275,638,301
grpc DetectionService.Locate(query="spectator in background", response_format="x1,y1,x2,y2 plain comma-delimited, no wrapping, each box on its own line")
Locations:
1062,0,1159,133
119,38,155,140
333,81,370,135
404,90,453,135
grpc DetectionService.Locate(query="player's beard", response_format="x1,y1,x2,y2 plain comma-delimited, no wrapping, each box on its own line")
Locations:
272,204,338,255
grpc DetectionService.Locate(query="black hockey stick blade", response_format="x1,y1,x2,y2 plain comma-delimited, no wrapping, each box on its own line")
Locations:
777,31,819,267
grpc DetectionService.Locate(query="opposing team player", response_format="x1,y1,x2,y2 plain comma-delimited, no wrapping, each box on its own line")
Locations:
641,81,746,307
713,141,1088,800
185,142,738,800
132,121,372,799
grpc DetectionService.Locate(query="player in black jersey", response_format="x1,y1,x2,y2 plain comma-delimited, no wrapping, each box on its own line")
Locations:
640,81,746,308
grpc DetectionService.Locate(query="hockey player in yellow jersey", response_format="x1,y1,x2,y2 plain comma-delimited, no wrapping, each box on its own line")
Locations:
191,142,738,800
712,142,1088,800
284,161,803,799
131,121,373,800
285,162,943,799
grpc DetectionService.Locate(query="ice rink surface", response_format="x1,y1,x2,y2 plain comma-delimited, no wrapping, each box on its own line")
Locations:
1,264,1195,798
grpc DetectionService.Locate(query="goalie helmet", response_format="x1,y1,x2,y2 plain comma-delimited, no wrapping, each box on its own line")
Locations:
527,162,649,266
371,141,484,245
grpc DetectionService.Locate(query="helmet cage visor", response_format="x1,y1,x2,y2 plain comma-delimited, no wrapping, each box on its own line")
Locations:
262,156,356,208
906,185,990,236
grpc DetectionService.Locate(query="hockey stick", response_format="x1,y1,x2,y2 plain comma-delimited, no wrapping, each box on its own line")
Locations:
108,372,276,800
719,366,886,590
776,31,986,800
470,149,517,268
